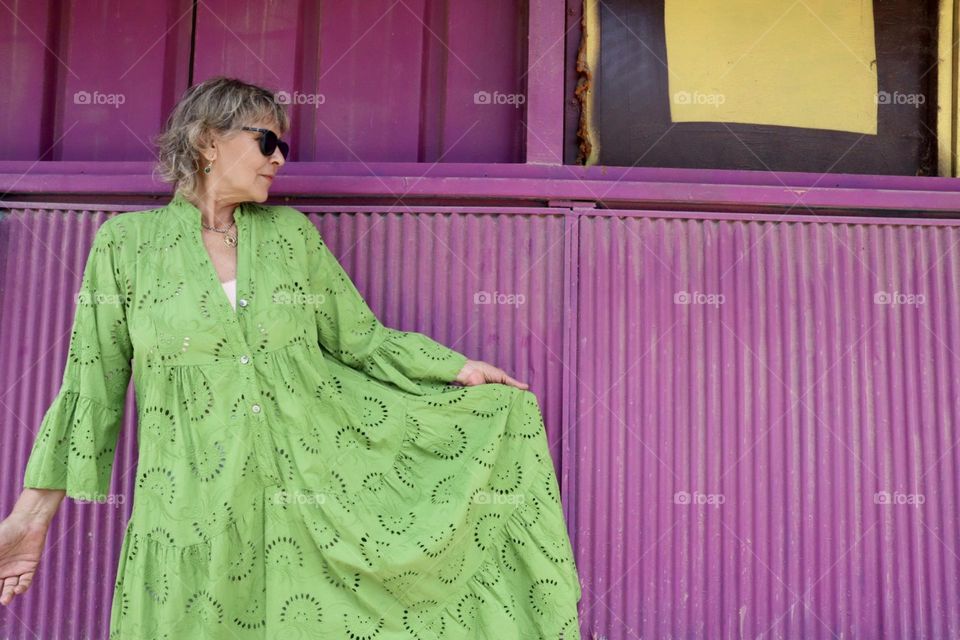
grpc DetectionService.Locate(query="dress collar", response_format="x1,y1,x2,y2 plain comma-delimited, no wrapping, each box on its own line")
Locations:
166,191,250,230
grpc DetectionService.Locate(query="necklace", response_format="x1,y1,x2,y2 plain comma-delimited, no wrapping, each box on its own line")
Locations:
201,218,238,247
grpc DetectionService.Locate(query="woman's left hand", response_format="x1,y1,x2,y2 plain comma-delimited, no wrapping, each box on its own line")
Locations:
454,359,529,390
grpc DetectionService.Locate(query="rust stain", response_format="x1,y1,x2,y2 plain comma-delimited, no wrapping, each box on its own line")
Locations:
575,0,601,166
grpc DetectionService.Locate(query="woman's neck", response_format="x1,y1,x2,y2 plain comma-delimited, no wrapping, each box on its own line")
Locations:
185,190,237,228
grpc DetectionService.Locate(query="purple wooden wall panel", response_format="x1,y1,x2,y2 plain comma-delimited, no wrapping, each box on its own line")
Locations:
525,0,564,165
0,202,569,639
182,0,528,164
434,0,528,163
0,0,194,161
1,0,528,164
55,0,193,161
1,0,56,161
572,210,960,639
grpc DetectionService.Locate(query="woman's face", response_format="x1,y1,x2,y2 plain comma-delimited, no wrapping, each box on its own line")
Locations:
199,118,286,204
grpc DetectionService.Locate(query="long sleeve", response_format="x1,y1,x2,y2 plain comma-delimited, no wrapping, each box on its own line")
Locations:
301,216,467,395
22,219,133,502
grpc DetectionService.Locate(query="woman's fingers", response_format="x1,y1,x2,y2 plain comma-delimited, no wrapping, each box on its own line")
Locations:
0,575,20,606
459,360,529,389
14,571,32,594
488,366,529,390
501,373,529,389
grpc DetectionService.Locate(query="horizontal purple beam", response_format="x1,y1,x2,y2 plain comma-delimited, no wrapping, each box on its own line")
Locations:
4,200,959,231
2,162,960,213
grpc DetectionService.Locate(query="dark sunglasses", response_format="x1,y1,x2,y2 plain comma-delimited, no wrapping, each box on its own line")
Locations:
241,126,289,158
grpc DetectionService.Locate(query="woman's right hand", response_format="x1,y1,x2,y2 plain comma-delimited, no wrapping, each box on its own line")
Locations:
0,511,51,606
0,488,64,606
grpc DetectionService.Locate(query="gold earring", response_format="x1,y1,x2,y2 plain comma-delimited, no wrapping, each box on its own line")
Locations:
203,160,213,175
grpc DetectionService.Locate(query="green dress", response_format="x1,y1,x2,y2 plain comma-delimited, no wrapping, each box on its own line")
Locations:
21,193,583,639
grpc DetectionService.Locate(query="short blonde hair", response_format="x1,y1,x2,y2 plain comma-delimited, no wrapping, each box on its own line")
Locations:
153,76,290,200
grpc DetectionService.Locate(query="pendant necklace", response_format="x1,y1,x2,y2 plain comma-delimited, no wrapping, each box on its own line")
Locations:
201,218,238,247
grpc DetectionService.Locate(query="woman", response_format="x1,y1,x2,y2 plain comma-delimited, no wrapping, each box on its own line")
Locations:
0,77,582,638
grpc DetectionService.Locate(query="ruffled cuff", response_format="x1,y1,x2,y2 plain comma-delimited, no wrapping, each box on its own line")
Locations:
360,328,468,395
22,388,124,503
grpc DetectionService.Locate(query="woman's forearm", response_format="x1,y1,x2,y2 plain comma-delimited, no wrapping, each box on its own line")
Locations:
12,488,65,526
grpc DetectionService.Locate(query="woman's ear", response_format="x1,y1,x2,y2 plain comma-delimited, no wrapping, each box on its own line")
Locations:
195,130,218,164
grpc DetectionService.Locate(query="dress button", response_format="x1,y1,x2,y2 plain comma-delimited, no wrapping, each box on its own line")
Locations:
238,298,248,307
251,404,261,413
240,355,250,364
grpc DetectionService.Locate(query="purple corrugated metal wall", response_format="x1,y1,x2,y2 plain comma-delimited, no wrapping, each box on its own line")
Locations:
5,201,960,639
573,209,960,639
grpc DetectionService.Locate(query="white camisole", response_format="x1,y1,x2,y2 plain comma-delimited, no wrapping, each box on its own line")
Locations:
221,278,237,309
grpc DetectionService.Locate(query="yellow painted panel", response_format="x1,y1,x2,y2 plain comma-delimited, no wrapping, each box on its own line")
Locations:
664,0,879,134
937,0,958,176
